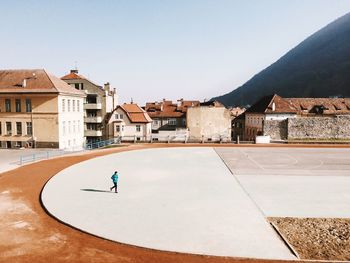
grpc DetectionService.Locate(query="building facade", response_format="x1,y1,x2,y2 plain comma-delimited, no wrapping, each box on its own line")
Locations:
107,103,152,142
61,69,118,144
0,69,85,149
186,101,232,142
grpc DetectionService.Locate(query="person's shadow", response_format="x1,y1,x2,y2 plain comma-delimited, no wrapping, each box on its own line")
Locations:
80,189,115,193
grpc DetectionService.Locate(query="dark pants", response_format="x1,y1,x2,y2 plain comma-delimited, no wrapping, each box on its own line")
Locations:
111,182,118,192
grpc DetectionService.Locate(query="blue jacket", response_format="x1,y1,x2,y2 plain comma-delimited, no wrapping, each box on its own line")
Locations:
111,173,119,183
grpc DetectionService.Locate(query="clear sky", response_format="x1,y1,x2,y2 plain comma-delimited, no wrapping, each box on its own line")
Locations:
1,1,350,105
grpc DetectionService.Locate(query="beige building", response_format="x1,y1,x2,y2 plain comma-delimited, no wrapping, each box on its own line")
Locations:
107,103,152,142
61,69,118,144
0,69,85,149
186,101,232,142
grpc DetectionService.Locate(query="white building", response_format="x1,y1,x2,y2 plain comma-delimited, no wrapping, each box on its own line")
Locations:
61,69,118,144
107,103,152,142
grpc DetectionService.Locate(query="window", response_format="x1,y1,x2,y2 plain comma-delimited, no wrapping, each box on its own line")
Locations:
168,119,176,125
5,99,11,112
87,123,98,130
153,120,158,125
136,125,141,132
15,99,21,112
68,121,71,134
25,99,32,112
115,114,124,120
73,121,76,133
16,122,22,135
67,100,71,112
0,122,1,135
26,122,32,135
62,99,65,112
77,100,80,112
6,122,12,135
78,120,80,133
72,100,75,112
63,121,66,135
121,125,124,131
74,83,80,90
116,125,120,132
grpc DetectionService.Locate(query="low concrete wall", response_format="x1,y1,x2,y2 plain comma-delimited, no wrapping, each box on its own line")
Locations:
288,116,350,139
263,120,288,140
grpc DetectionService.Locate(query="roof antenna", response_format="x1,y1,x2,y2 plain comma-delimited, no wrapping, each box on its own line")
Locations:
130,97,133,104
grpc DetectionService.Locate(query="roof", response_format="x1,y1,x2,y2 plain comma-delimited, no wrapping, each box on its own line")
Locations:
61,72,84,80
246,94,350,115
0,69,85,96
118,103,152,123
246,94,298,114
61,70,103,90
145,99,200,118
286,98,350,115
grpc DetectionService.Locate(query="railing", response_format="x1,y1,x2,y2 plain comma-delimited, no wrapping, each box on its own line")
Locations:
85,137,121,150
19,150,66,165
118,134,234,143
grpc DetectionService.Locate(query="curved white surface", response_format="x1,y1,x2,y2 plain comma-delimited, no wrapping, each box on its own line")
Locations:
41,147,293,259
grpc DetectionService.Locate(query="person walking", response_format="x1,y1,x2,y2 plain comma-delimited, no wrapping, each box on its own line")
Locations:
110,171,119,193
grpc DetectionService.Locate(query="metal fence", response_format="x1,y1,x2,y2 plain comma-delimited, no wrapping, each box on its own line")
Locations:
19,150,66,165
85,137,121,150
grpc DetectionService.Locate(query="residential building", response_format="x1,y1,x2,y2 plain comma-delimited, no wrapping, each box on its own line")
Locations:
186,101,232,142
244,94,297,141
0,69,85,149
61,69,118,144
145,99,200,141
245,94,350,141
107,103,152,142
232,113,245,142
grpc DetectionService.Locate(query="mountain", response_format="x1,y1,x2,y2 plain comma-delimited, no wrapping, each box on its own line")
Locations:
213,12,350,107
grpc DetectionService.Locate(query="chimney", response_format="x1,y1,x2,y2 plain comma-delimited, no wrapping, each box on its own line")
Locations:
177,98,183,107
272,102,276,111
22,79,27,88
70,69,78,74
104,82,110,92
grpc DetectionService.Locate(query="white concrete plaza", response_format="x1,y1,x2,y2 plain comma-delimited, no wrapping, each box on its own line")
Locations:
41,147,294,260
41,146,350,260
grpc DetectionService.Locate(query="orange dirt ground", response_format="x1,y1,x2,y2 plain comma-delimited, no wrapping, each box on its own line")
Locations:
1,143,349,263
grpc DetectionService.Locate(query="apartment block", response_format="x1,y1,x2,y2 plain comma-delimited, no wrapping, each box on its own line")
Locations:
61,69,118,144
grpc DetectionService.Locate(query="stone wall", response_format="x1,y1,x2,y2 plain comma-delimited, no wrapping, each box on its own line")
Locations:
263,120,288,140
288,116,350,139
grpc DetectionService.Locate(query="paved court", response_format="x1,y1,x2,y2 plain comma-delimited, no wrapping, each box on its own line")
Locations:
41,147,294,260
41,146,350,260
215,147,350,218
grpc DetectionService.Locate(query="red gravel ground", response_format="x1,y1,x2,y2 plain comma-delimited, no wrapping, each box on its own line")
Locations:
1,143,348,263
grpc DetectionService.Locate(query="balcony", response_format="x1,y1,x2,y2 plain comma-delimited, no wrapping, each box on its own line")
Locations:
85,130,103,137
84,103,102,110
84,116,103,123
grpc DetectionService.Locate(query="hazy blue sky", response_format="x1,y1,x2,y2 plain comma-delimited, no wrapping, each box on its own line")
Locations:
1,1,350,104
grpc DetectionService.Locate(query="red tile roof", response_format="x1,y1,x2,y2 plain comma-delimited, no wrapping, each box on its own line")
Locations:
0,69,85,96
61,72,84,80
145,99,200,118
246,94,350,115
119,103,152,123
246,94,298,114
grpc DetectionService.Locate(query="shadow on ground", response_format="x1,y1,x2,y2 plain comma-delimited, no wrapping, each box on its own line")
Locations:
80,189,115,193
